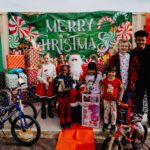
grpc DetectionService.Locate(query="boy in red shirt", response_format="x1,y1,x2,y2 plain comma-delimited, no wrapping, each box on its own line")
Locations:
102,65,124,133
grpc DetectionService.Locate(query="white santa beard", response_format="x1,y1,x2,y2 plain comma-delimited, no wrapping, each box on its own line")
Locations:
70,62,82,80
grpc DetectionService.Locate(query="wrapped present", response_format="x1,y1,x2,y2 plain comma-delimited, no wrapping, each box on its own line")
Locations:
26,68,38,86
82,93,100,129
6,55,25,69
0,72,6,89
25,48,40,68
5,73,28,89
9,48,23,55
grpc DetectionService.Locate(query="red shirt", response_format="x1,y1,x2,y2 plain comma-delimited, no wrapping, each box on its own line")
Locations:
102,78,122,102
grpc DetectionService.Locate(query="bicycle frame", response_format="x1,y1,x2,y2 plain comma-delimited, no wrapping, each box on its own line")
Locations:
107,96,145,150
0,88,27,131
107,123,145,150
113,123,145,141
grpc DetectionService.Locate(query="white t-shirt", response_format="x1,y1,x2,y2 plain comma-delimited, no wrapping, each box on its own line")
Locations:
119,53,130,90
37,63,56,83
85,73,102,94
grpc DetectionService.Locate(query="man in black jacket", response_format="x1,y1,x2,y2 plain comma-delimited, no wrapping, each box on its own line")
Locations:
129,30,150,125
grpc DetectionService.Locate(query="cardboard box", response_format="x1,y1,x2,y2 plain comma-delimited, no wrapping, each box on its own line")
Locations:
82,93,100,129
26,68,38,86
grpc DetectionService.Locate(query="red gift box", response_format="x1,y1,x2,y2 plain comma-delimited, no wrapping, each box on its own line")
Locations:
6,55,25,69
25,48,40,68
26,68,38,86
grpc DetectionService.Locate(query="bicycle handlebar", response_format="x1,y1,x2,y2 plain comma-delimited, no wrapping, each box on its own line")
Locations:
112,97,129,108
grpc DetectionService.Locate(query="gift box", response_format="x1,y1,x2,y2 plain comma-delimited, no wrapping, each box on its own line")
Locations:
5,73,28,89
6,55,25,69
25,48,40,68
26,68,38,86
82,93,100,129
0,72,6,89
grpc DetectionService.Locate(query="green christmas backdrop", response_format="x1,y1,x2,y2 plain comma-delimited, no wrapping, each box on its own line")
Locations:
8,11,132,61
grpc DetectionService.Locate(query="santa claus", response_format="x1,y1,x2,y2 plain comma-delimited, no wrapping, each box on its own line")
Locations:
68,54,87,123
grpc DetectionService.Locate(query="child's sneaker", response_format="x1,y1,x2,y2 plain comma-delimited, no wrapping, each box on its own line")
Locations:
103,123,108,132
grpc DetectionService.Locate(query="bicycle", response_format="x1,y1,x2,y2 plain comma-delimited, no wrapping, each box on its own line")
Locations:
0,72,41,146
0,72,38,126
101,97,148,150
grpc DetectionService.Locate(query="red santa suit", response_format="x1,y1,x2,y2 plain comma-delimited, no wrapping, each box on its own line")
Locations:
68,54,87,123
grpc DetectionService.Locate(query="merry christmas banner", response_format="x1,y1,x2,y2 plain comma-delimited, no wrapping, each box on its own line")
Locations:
8,12,132,60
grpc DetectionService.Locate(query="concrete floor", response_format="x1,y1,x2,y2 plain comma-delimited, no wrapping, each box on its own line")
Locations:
0,102,150,150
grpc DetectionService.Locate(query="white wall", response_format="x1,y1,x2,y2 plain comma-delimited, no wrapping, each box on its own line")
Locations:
0,0,150,12
0,13,9,69
132,13,146,47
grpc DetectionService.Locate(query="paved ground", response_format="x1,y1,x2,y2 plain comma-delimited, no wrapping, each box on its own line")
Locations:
0,103,150,149
0,137,149,150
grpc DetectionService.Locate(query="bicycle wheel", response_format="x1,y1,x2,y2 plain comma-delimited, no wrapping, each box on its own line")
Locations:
101,136,123,150
132,124,148,149
8,100,37,125
11,115,41,146
0,92,9,116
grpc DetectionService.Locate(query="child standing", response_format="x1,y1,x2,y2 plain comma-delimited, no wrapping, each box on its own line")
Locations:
36,53,56,119
54,65,73,129
84,62,102,94
56,54,68,75
102,65,124,133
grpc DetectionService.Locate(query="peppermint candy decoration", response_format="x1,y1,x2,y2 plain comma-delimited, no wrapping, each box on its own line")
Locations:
113,12,128,23
97,16,114,30
103,32,116,46
83,58,95,66
28,26,39,39
9,35,20,48
97,50,103,56
9,16,28,38
116,21,132,40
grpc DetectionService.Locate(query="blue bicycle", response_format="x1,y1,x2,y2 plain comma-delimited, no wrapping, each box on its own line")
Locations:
0,72,41,146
